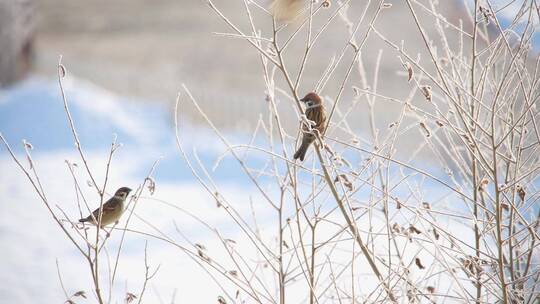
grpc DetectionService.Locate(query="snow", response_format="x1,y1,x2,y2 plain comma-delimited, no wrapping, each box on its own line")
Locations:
1,76,524,303
0,76,264,303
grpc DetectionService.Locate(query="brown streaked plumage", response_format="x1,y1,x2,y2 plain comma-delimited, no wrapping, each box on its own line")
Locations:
79,187,132,228
294,92,326,161
269,0,304,22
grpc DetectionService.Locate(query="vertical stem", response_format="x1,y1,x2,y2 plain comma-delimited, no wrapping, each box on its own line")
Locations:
491,111,508,304
279,188,285,304
309,224,316,304
470,1,482,303
314,145,397,303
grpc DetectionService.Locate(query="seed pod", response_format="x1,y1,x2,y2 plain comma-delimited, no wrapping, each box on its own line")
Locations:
415,257,425,269
421,85,432,102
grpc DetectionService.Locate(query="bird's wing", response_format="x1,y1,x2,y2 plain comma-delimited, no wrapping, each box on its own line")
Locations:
90,197,119,218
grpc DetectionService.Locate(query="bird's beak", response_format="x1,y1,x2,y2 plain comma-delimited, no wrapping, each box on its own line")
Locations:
300,97,307,103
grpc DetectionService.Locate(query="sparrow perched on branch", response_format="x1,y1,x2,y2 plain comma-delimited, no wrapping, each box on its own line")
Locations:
269,0,304,22
294,92,326,161
79,187,132,228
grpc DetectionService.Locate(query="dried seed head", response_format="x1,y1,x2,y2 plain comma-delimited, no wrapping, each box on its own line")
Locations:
195,243,206,250
432,227,440,240
322,1,331,8
404,62,413,82
22,139,33,150
419,121,431,137
478,178,489,192
145,177,156,195
395,198,402,209
407,289,416,302
334,174,353,191
421,85,432,102
73,291,86,298
215,191,223,208
479,6,493,23
517,185,526,201
125,292,137,303
415,257,425,269
392,223,401,233
198,249,211,263
59,64,67,78
409,225,422,234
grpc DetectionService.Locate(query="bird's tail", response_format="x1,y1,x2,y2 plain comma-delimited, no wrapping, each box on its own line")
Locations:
79,217,90,223
293,141,310,161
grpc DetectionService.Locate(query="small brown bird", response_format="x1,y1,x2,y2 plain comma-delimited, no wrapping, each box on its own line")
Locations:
79,187,132,228
269,0,304,22
294,92,326,161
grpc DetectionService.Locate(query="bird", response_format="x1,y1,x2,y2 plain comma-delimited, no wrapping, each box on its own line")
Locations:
294,92,326,161
269,0,304,22
79,187,132,228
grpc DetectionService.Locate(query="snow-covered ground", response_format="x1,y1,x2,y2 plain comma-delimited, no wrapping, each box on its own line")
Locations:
2,72,536,303
0,76,273,303
0,76,463,303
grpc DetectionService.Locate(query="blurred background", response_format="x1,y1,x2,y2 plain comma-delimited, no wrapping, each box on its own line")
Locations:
0,0,535,303
2,0,472,131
